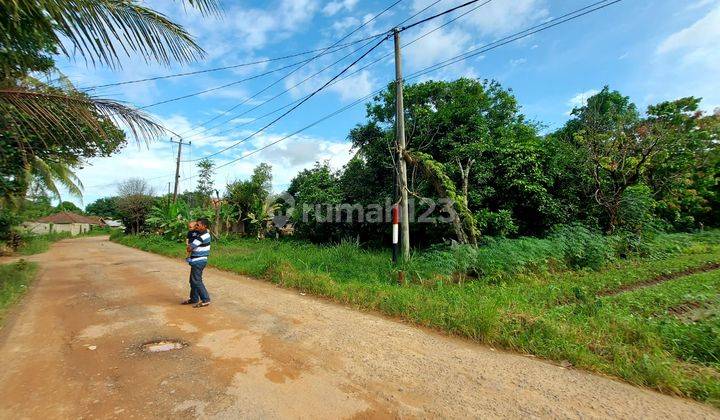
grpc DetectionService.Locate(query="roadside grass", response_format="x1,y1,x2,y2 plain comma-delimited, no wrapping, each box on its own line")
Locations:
17,232,71,255
0,260,38,325
10,228,110,257
112,230,720,406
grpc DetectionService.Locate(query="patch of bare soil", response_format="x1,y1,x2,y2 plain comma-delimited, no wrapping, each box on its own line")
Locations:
0,236,717,418
669,299,720,323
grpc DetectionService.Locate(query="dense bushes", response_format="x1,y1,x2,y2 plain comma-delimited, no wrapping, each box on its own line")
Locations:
410,226,720,282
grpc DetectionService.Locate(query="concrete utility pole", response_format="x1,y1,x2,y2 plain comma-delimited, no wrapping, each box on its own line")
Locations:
393,28,410,261
170,138,189,203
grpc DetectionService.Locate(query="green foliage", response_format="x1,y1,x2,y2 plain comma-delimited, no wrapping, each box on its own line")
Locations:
0,260,38,324
618,184,657,233
0,0,218,70
55,201,82,213
16,231,71,255
554,90,719,233
0,208,20,241
477,209,518,237
0,0,222,208
288,162,343,242
85,197,120,219
549,224,614,270
146,198,191,242
195,158,215,200
344,78,559,244
225,163,273,235
115,178,155,234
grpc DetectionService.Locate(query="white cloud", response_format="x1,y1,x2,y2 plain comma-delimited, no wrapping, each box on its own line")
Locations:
657,5,720,63
686,0,718,10
322,0,359,16
404,27,471,70
510,58,527,67
401,0,547,80
332,16,360,32
565,89,599,115
328,70,375,101
462,0,549,37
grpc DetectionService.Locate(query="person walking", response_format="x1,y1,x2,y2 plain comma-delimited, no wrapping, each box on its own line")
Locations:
182,218,211,308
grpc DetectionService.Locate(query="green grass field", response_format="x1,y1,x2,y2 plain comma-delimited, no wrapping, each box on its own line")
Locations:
0,260,38,326
113,230,720,406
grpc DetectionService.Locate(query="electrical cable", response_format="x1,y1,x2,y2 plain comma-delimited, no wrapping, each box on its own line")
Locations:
192,0,495,141
198,0,622,171
176,0,407,138
187,34,391,162
80,33,390,91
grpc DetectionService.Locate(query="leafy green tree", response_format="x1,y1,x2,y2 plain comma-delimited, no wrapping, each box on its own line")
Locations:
288,162,342,242
196,158,215,199
643,99,719,230
146,198,191,242
85,197,120,219
347,78,555,245
55,201,82,213
554,89,719,232
116,178,155,234
0,0,219,207
225,163,273,235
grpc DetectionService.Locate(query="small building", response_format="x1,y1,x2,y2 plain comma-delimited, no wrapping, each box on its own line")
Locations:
103,219,125,229
23,212,101,236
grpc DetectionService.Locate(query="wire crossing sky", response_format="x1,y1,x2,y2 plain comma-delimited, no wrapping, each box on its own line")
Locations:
56,0,720,206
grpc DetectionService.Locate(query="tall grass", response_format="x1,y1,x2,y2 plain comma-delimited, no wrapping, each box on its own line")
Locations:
17,232,71,255
0,260,37,325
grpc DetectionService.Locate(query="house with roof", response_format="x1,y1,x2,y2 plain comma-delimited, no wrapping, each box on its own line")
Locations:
23,212,102,236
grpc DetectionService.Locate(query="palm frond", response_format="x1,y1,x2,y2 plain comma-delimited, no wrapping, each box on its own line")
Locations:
21,157,84,203
175,0,222,16
3,0,220,68
0,87,165,145
47,161,84,199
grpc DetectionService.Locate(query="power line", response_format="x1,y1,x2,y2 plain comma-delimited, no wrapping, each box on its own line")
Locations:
179,0,450,141
183,0,491,149
186,0,493,143
182,0,475,159
176,0,407,138
199,0,622,171
181,34,392,140
400,0,484,31
135,46,348,110
186,34,390,162
79,34,388,91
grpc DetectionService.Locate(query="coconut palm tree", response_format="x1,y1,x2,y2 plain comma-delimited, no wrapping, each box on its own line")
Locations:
0,157,83,208
0,0,220,206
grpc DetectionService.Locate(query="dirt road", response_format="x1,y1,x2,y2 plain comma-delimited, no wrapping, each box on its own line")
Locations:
0,236,717,419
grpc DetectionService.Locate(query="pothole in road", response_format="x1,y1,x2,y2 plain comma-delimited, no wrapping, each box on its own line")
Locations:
141,340,186,353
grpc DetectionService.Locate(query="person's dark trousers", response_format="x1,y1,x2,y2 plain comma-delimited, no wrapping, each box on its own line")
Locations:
188,262,210,303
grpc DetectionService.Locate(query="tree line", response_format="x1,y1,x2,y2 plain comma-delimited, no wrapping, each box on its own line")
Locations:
77,79,718,248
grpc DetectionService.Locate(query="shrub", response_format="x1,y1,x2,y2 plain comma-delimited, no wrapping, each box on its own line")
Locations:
550,224,614,270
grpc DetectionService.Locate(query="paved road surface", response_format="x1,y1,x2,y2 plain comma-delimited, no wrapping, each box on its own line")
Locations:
0,236,717,419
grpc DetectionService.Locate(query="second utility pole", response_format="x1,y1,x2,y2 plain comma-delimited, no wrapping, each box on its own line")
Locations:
393,28,410,261
170,137,189,203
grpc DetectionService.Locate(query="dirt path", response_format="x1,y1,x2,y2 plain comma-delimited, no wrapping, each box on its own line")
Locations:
0,236,717,419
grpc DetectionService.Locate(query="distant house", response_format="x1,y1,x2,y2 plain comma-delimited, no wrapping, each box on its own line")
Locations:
84,215,106,227
23,212,101,236
103,219,125,229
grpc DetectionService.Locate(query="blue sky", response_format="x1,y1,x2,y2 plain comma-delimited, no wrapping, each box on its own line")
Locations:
54,0,720,208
